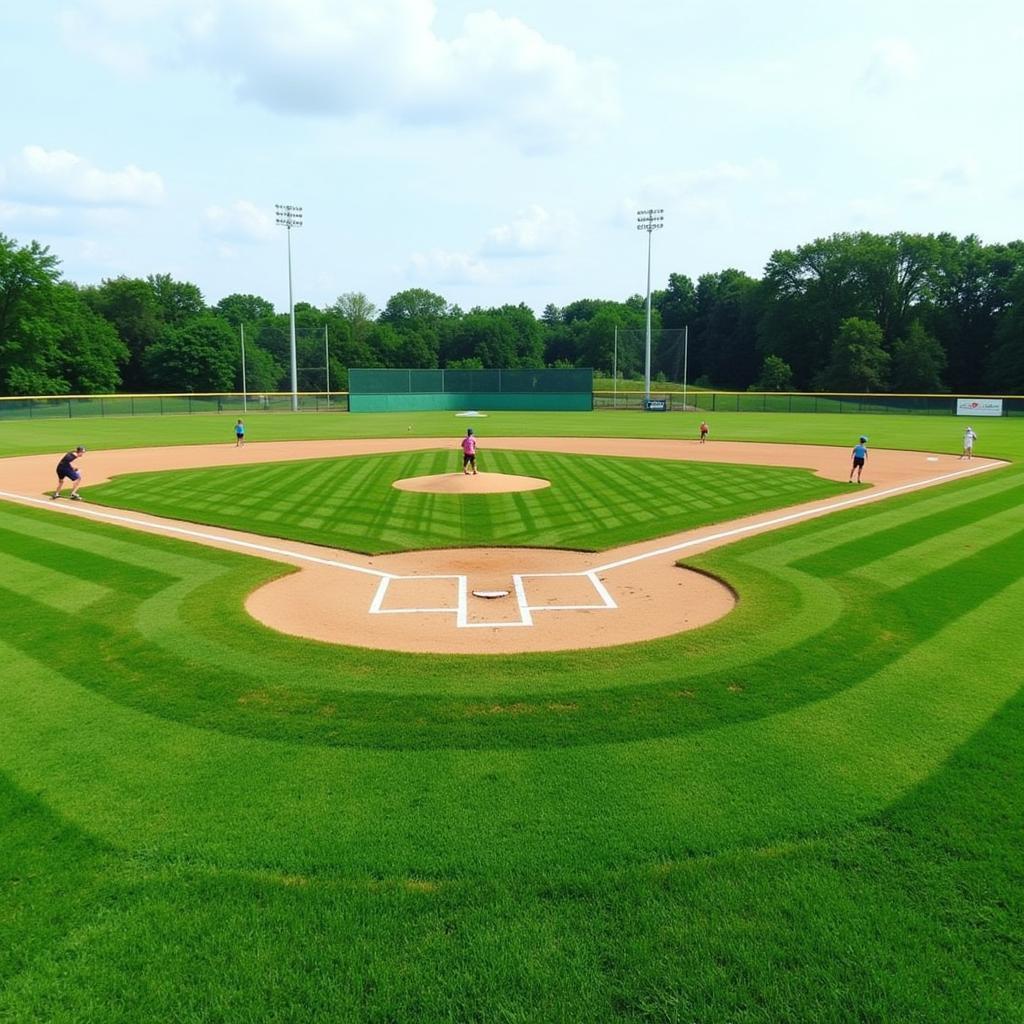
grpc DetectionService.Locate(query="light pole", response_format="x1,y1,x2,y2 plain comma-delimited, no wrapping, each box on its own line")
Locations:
636,208,664,406
275,203,303,411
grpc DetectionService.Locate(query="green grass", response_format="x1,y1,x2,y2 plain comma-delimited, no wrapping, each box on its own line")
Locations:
2,406,1019,461
84,449,848,553
2,411,1023,1022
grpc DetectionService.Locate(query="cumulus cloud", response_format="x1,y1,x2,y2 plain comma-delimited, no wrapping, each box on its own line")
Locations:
409,248,491,285
59,0,619,150
1,145,165,206
204,200,276,242
860,39,920,95
482,204,576,258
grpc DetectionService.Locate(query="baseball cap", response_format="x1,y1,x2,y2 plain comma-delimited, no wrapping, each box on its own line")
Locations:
76,445,86,452
859,436,867,443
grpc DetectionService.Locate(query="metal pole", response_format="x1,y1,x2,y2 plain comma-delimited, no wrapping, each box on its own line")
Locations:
240,324,248,413
287,229,297,411
636,209,664,408
275,204,303,412
613,325,617,407
644,232,652,402
682,324,688,412
324,324,330,407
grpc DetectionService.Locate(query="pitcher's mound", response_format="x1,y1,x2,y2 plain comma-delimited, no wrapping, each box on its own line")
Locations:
393,472,551,494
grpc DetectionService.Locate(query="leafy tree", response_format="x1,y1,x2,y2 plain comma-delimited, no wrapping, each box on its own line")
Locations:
890,320,946,392
695,269,763,388
144,316,238,392
148,273,206,326
214,293,275,327
83,277,163,390
817,317,890,392
0,234,66,394
750,354,795,391
985,268,1024,392
53,284,128,393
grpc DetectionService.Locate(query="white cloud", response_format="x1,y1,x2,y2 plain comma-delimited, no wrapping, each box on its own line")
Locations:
204,200,276,242
860,39,920,95
59,0,619,150
2,145,165,206
482,205,575,258
409,248,491,286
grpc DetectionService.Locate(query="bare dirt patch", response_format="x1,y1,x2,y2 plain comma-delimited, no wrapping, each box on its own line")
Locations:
394,471,550,494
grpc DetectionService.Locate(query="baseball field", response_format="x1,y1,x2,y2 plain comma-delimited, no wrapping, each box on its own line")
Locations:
1,409,1022,1022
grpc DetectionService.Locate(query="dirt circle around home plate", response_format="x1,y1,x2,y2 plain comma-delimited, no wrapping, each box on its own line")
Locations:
0,436,1001,654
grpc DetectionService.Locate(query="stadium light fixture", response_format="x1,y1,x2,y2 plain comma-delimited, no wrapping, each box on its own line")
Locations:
636,208,664,405
275,204,303,412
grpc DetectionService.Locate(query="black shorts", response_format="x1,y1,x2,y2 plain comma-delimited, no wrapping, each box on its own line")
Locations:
463,453,475,466
853,457,865,468
57,467,80,481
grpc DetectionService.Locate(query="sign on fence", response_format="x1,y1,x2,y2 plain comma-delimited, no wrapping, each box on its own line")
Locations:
956,398,1003,417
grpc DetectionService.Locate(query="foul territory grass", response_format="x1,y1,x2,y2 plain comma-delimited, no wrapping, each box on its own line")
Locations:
83,449,848,552
1,413,1023,1022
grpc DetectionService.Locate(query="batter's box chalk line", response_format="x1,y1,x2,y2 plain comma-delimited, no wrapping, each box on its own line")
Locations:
368,571,617,629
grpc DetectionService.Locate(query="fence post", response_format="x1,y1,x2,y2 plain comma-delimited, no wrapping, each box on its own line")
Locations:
68,399,72,419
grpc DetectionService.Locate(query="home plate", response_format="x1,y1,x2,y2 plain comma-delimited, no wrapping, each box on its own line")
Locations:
473,589,510,599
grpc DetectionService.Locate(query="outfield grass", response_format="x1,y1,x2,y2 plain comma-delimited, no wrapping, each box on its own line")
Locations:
85,450,848,553
1,411,1022,1022
2,406,1019,461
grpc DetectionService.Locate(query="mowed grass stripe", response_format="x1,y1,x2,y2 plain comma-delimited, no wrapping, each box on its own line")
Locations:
86,451,848,553
2,562,1022,876
2,485,1018,752
0,551,111,612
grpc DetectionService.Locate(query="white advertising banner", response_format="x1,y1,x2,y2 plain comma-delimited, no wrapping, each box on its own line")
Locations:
956,398,1003,417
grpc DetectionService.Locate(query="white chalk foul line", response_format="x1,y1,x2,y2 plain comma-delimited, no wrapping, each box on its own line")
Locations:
0,490,396,580
1,458,1004,630
593,461,1004,573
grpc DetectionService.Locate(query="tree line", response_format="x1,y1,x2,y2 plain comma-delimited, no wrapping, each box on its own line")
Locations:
2,229,1022,397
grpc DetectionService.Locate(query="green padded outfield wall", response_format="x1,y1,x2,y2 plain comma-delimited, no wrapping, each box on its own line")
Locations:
347,368,594,412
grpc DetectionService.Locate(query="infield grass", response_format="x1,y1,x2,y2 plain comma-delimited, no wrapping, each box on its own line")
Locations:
83,449,848,553
1,411,1022,1022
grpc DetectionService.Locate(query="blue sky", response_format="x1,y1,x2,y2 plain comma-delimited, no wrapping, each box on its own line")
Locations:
2,1,1022,316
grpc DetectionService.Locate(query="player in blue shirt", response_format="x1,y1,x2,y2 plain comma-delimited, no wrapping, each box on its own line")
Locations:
849,436,868,483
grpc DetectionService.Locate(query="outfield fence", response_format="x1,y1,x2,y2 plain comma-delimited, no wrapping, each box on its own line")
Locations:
0,392,349,420
1,389,1021,421
594,391,1024,416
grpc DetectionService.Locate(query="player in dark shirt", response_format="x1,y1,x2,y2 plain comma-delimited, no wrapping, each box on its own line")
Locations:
53,446,86,500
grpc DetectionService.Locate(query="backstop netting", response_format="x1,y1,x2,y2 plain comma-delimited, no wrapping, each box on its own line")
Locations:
347,368,594,412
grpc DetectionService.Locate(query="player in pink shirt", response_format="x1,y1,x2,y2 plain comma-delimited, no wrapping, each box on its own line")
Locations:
461,428,478,475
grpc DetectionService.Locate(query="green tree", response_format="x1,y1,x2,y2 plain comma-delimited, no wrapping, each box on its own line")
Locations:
0,234,67,394
890,320,946,392
985,268,1024,392
83,277,163,390
750,354,795,391
378,288,451,368
53,284,128,393
148,273,207,326
144,316,238,392
214,293,275,327
818,317,890,392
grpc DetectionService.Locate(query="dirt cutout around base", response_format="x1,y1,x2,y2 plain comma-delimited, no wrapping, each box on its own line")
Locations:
0,437,1005,654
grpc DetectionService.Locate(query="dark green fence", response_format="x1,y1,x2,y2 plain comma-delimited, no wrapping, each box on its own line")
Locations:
0,393,349,421
348,368,594,412
593,391,1024,416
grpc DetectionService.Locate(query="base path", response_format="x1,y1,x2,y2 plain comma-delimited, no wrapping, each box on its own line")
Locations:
0,438,1004,654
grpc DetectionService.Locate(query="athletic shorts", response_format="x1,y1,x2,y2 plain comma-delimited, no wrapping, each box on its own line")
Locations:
853,457,865,468
57,467,81,481
463,453,475,466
